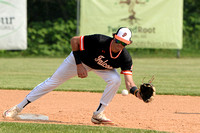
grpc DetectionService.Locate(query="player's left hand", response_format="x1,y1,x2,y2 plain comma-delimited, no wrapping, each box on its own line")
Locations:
139,83,156,103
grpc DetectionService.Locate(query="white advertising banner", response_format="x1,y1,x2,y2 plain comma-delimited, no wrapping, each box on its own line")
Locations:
80,0,183,49
0,0,27,50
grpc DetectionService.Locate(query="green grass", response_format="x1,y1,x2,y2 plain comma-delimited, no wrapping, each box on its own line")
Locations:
0,122,168,133
0,58,200,96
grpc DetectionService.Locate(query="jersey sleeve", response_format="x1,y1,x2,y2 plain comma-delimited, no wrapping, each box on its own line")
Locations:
79,36,85,51
120,64,133,75
120,50,133,75
79,34,102,51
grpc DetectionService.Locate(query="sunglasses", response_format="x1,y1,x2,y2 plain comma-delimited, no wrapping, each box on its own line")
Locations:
115,39,128,46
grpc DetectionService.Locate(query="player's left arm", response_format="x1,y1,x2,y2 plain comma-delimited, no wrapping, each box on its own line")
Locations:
120,49,141,99
124,74,142,99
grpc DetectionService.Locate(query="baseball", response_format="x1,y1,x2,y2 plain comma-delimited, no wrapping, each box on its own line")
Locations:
121,89,128,96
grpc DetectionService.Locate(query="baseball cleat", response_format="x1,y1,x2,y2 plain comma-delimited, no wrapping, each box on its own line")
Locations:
2,105,22,118
91,112,114,125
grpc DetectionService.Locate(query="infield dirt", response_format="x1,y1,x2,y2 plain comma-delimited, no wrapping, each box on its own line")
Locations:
0,90,200,133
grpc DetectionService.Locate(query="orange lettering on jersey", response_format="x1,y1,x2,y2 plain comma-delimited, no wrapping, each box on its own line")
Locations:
94,55,113,69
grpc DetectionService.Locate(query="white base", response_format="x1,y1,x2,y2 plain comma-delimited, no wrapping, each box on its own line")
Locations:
15,114,49,121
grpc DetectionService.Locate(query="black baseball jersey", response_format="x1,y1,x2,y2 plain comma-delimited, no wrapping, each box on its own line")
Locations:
79,34,133,75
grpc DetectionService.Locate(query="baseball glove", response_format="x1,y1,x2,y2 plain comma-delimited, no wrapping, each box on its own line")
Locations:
139,83,156,103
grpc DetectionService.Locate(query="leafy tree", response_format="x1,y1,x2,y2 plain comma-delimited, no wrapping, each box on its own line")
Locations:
183,0,200,49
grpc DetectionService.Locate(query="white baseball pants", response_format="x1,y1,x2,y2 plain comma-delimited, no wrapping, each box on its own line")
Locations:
26,52,121,106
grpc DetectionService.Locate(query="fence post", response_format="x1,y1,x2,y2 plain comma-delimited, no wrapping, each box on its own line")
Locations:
177,49,180,58
76,0,80,36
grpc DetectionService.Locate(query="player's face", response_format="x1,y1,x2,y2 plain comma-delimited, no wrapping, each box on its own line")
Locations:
112,38,127,52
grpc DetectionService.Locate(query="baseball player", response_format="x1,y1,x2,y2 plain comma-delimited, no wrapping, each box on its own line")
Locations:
3,27,142,125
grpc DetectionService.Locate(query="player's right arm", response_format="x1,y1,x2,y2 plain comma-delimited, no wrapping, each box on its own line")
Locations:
70,36,88,78
70,36,80,51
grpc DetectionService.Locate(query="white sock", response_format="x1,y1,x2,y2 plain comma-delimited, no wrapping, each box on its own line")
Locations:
94,103,106,115
17,98,31,110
